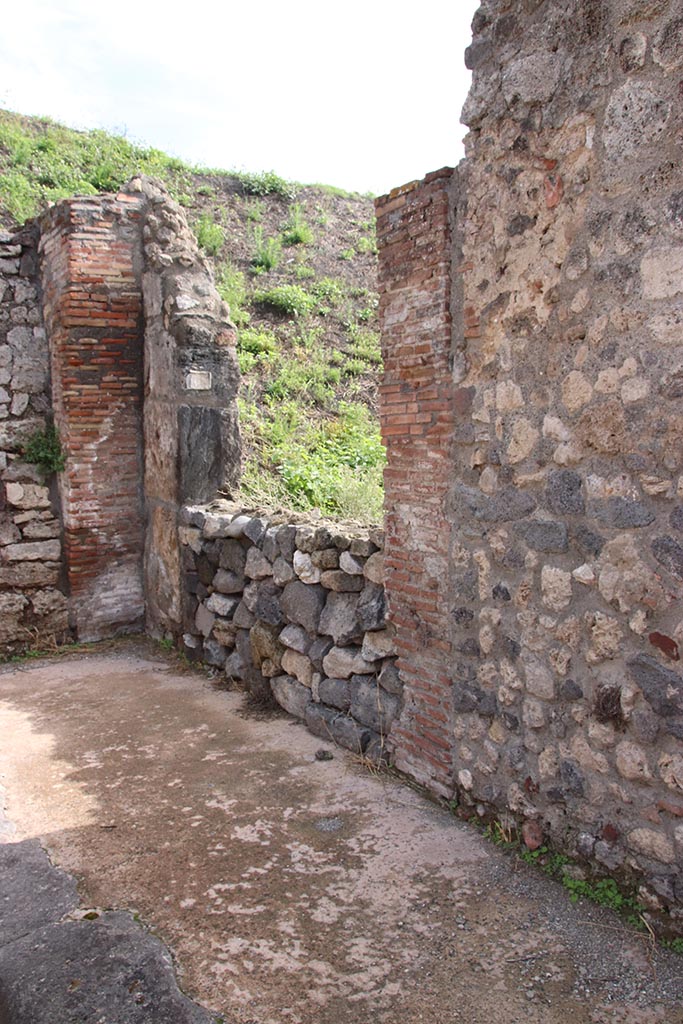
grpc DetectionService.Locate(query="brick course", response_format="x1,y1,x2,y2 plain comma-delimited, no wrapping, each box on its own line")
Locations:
376,169,455,797
40,195,146,640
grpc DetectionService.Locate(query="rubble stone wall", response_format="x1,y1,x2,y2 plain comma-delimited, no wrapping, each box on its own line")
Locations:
377,0,683,915
0,224,68,648
179,504,400,760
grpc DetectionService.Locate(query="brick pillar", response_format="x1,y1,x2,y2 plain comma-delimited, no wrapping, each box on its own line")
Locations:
40,194,146,641
376,169,456,799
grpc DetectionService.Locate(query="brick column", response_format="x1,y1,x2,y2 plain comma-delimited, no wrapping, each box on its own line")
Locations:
376,169,455,798
40,194,146,641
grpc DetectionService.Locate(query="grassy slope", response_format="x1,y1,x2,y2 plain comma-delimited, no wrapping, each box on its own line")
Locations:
0,109,384,523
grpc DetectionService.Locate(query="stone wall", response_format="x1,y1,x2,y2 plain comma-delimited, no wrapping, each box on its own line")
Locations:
178,504,400,760
376,0,683,915
0,224,68,648
0,179,240,650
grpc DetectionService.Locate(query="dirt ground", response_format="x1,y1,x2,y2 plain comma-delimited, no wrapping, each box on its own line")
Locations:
0,642,681,1024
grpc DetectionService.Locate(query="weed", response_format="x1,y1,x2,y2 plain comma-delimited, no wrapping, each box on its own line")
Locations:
342,357,367,378
22,423,65,477
195,214,224,256
282,203,313,246
663,938,683,955
238,328,278,358
250,225,281,273
339,248,354,261
293,264,315,280
254,284,315,318
237,170,297,200
356,234,378,256
245,198,264,222
311,276,345,311
216,261,250,327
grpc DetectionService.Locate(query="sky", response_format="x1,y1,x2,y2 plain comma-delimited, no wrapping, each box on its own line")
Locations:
0,0,479,196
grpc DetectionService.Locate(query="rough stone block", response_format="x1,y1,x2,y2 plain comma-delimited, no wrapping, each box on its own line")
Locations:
271,675,312,719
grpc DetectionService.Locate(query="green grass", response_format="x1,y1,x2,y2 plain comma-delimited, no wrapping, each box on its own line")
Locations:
238,398,385,523
254,284,316,318
195,213,224,256
236,169,297,200
0,108,384,525
216,261,250,327
250,226,281,273
0,112,190,223
282,203,313,246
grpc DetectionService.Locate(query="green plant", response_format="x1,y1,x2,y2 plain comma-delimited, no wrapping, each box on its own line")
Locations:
282,203,313,246
339,248,354,261
245,198,264,222
356,234,378,255
216,262,250,327
22,423,66,477
195,214,224,256
254,284,315,318
238,328,278,358
293,264,315,280
311,277,345,311
250,225,281,273
237,169,297,200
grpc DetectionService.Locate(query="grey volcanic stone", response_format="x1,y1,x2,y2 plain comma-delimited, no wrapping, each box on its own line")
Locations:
279,624,310,653
318,677,351,712
212,568,244,594
560,760,585,797
319,591,362,645
276,524,298,560
254,581,284,626
218,539,247,575
243,517,267,545
591,498,654,529
271,675,311,719
304,704,373,753
572,525,604,556
651,536,683,581
0,913,213,1024
456,484,537,523
378,661,402,696
357,584,386,632
518,520,568,553
349,676,400,734
178,405,239,505
308,636,334,670
628,654,683,718
0,839,77,946
281,581,326,633
546,470,585,515
202,639,226,668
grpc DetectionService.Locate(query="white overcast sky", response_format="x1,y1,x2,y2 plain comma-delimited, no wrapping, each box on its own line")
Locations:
0,0,479,196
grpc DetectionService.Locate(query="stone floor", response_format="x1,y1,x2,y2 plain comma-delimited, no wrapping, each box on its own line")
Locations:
0,641,682,1024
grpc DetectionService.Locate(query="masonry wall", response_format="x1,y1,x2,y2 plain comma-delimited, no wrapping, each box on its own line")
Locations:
179,503,399,759
0,179,240,650
0,224,67,648
375,171,456,798
40,194,147,641
377,0,683,916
